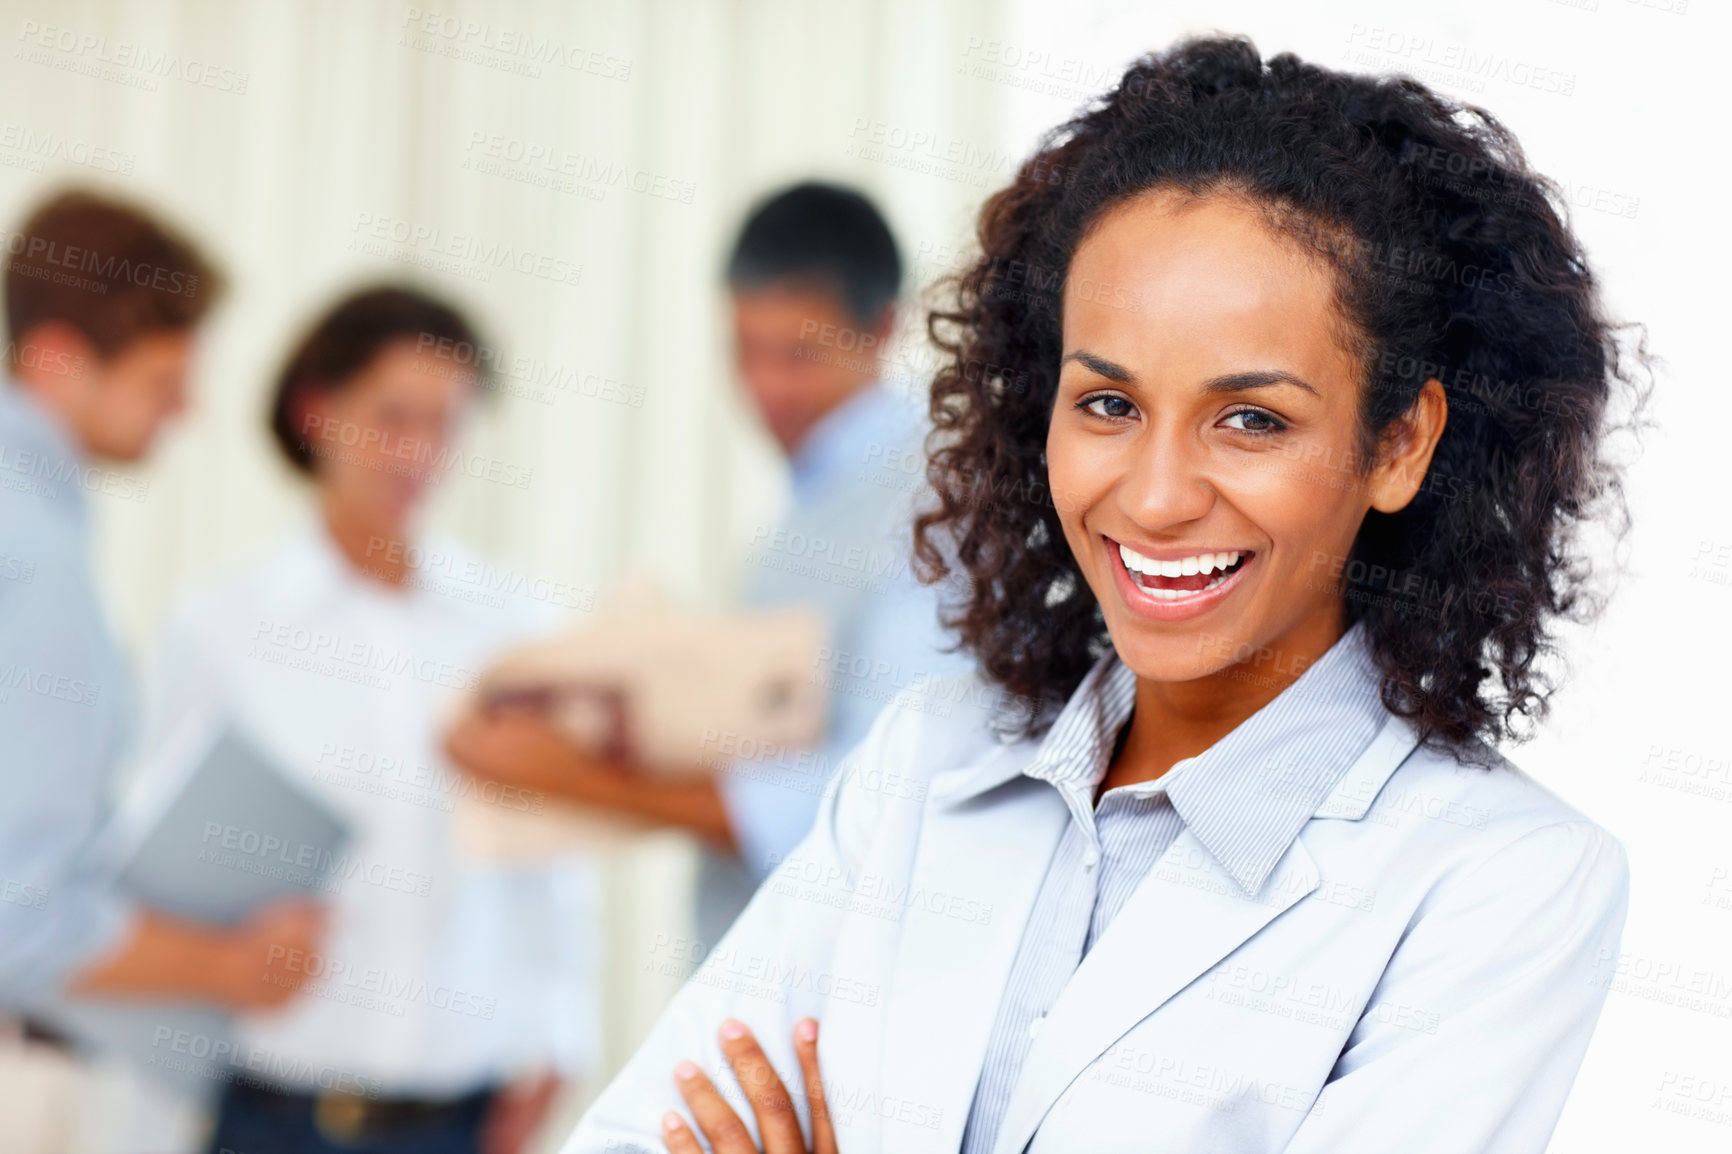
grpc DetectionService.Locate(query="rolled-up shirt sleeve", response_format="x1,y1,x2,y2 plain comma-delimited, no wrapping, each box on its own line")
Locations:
720,544,970,879
0,549,135,1010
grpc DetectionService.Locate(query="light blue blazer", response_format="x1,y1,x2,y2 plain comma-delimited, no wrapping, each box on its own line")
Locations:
562,670,1629,1153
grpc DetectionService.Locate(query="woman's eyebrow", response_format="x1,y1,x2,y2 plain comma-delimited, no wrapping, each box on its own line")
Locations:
1202,369,1319,397
1060,354,1319,398
1060,349,1135,382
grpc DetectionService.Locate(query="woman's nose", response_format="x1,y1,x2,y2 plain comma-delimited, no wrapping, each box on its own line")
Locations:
1115,432,1216,531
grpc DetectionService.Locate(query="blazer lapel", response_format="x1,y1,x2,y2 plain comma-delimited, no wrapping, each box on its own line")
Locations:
874,748,1073,1154
988,714,1422,1154
992,828,1322,1154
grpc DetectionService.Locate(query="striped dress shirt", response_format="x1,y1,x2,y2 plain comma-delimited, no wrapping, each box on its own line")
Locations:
958,622,1388,1154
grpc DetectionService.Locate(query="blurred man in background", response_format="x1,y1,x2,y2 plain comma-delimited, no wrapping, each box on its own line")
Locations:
0,192,322,1091
446,182,972,944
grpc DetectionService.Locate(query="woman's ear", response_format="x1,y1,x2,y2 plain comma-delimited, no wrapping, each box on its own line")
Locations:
1368,378,1448,514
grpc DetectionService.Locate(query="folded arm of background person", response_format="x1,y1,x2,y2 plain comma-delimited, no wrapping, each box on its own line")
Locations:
70,901,323,1011
443,712,741,848
715,544,972,880
1281,820,1630,1154
445,527,970,872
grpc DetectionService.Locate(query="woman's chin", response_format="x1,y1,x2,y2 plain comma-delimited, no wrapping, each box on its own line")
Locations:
375,489,425,526
1104,630,1229,686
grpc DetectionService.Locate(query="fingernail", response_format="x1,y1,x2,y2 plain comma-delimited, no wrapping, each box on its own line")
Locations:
796,1018,818,1042
662,1111,685,1131
719,1018,747,1040
674,1060,698,1081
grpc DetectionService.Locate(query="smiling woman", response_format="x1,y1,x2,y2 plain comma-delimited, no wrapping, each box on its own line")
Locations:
561,33,1643,1154
917,42,1643,754
1050,192,1435,650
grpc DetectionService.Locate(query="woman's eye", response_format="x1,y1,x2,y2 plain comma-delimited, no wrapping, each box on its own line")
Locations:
1221,408,1286,434
1078,394,1136,420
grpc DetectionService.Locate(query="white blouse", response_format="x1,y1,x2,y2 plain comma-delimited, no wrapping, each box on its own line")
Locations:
134,525,601,1097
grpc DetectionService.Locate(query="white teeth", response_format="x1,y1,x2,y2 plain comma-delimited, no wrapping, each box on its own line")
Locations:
1116,542,1248,581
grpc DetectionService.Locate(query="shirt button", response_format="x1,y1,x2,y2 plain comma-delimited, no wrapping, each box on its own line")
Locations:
1028,1014,1046,1040
1083,849,1100,872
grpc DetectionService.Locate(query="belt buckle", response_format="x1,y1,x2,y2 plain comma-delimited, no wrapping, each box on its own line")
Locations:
313,1090,372,1143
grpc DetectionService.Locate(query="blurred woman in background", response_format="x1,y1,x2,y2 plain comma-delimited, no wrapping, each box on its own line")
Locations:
137,287,599,1154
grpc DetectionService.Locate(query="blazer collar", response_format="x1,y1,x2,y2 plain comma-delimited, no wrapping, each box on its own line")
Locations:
930,621,1402,897
886,629,1427,1154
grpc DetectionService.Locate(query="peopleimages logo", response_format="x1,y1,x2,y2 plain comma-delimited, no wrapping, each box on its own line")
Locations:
0,123,134,174
349,212,583,286
263,946,498,1019
14,21,250,93
399,9,632,80
297,414,535,490
198,822,434,896
0,662,99,706
147,1027,381,1096
0,437,150,501
247,617,483,692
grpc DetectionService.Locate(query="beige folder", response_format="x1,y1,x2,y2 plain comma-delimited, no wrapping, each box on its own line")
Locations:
453,583,829,858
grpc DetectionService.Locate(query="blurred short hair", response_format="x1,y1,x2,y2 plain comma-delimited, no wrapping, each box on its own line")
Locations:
5,189,224,358
725,182,901,326
269,285,484,475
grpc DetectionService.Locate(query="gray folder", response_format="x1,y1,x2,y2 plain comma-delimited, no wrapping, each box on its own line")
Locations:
121,726,350,923
42,723,349,1101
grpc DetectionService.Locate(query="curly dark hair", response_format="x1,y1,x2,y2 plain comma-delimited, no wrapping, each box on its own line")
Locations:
913,34,1649,754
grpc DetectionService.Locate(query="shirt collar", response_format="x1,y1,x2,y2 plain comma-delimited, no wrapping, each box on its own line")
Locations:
289,520,454,604
937,621,1389,896
0,380,91,522
787,381,921,502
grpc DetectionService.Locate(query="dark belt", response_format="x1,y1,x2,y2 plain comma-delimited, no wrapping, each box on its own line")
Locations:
19,1018,76,1051
224,1076,494,1143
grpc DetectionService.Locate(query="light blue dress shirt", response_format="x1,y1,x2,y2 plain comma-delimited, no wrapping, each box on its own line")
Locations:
697,382,973,945
0,383,134,1010
959,621,1387,1154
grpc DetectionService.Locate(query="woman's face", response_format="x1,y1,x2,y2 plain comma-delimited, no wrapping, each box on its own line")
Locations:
1047,189,1436,685
305,339,477,531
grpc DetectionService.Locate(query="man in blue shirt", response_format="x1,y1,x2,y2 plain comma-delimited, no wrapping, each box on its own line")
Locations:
447,184,974,941
0,191,321,1018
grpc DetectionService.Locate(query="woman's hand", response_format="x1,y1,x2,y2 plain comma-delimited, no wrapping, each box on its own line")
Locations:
662,1018,836,1154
